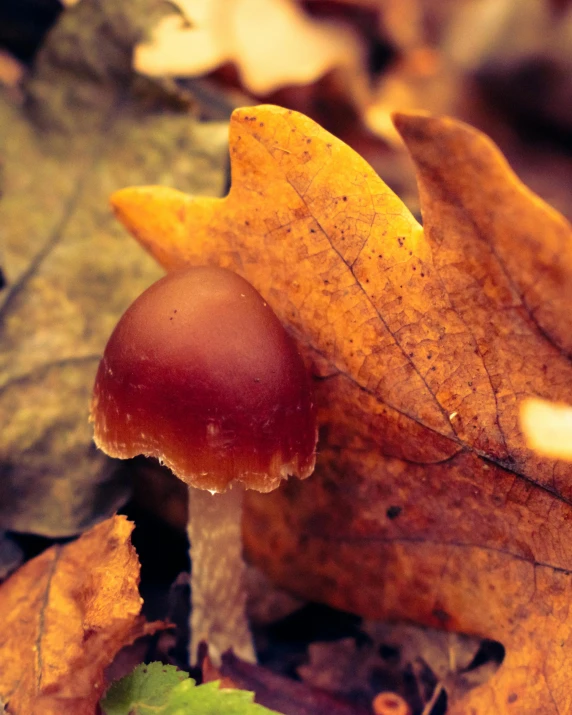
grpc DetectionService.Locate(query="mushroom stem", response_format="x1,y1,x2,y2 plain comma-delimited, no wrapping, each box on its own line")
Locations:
188,483,256,666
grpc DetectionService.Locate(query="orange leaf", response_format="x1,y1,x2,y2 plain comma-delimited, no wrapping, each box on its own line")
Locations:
0,515,158,715
110,106,572,714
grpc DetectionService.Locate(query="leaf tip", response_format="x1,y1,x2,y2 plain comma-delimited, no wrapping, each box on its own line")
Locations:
231,103,298,127
109,185,190,240
391,109,435,138
109,186,149,223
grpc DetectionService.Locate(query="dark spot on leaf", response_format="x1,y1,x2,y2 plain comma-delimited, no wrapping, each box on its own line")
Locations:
432,608,451,624
386,505,402,520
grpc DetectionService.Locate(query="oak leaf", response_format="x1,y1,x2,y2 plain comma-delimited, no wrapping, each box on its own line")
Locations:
110,105,572,714
0,515,161,715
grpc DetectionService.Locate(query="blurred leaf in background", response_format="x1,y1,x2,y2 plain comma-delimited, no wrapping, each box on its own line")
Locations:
0,0,228,537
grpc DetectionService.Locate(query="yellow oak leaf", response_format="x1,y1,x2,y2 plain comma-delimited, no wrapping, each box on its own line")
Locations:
110,105,572,714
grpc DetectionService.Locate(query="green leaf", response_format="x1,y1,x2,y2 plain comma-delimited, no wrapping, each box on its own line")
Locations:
101,662,284,715
101,663,190,715
164,679,282,715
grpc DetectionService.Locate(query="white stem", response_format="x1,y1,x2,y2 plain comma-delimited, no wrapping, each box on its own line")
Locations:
188,485,256,666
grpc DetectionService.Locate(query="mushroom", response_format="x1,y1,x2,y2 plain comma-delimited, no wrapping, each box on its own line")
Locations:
90,266,317,664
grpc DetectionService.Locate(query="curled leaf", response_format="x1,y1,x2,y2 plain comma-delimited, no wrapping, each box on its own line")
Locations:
0,516,161,715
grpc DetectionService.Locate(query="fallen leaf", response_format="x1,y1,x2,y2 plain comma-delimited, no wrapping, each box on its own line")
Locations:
0,0,228,536
0,515,162,715
110,104,572,713
297,620,501,710
134,0,363,95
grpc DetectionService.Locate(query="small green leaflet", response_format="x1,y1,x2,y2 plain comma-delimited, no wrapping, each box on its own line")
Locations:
100,662,284,715
101,663,187,714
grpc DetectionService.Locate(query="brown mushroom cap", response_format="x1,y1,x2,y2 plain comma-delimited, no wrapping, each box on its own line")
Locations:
91,267,317,493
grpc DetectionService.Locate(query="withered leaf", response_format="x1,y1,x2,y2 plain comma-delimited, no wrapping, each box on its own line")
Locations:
0,0,228,536
0,515,160,715
111,105,572,714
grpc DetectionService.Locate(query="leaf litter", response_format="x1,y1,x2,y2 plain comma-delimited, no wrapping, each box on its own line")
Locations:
3,2,572,711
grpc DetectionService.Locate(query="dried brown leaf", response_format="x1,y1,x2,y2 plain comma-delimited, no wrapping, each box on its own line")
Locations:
110,105,572,713
0,515,162,715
